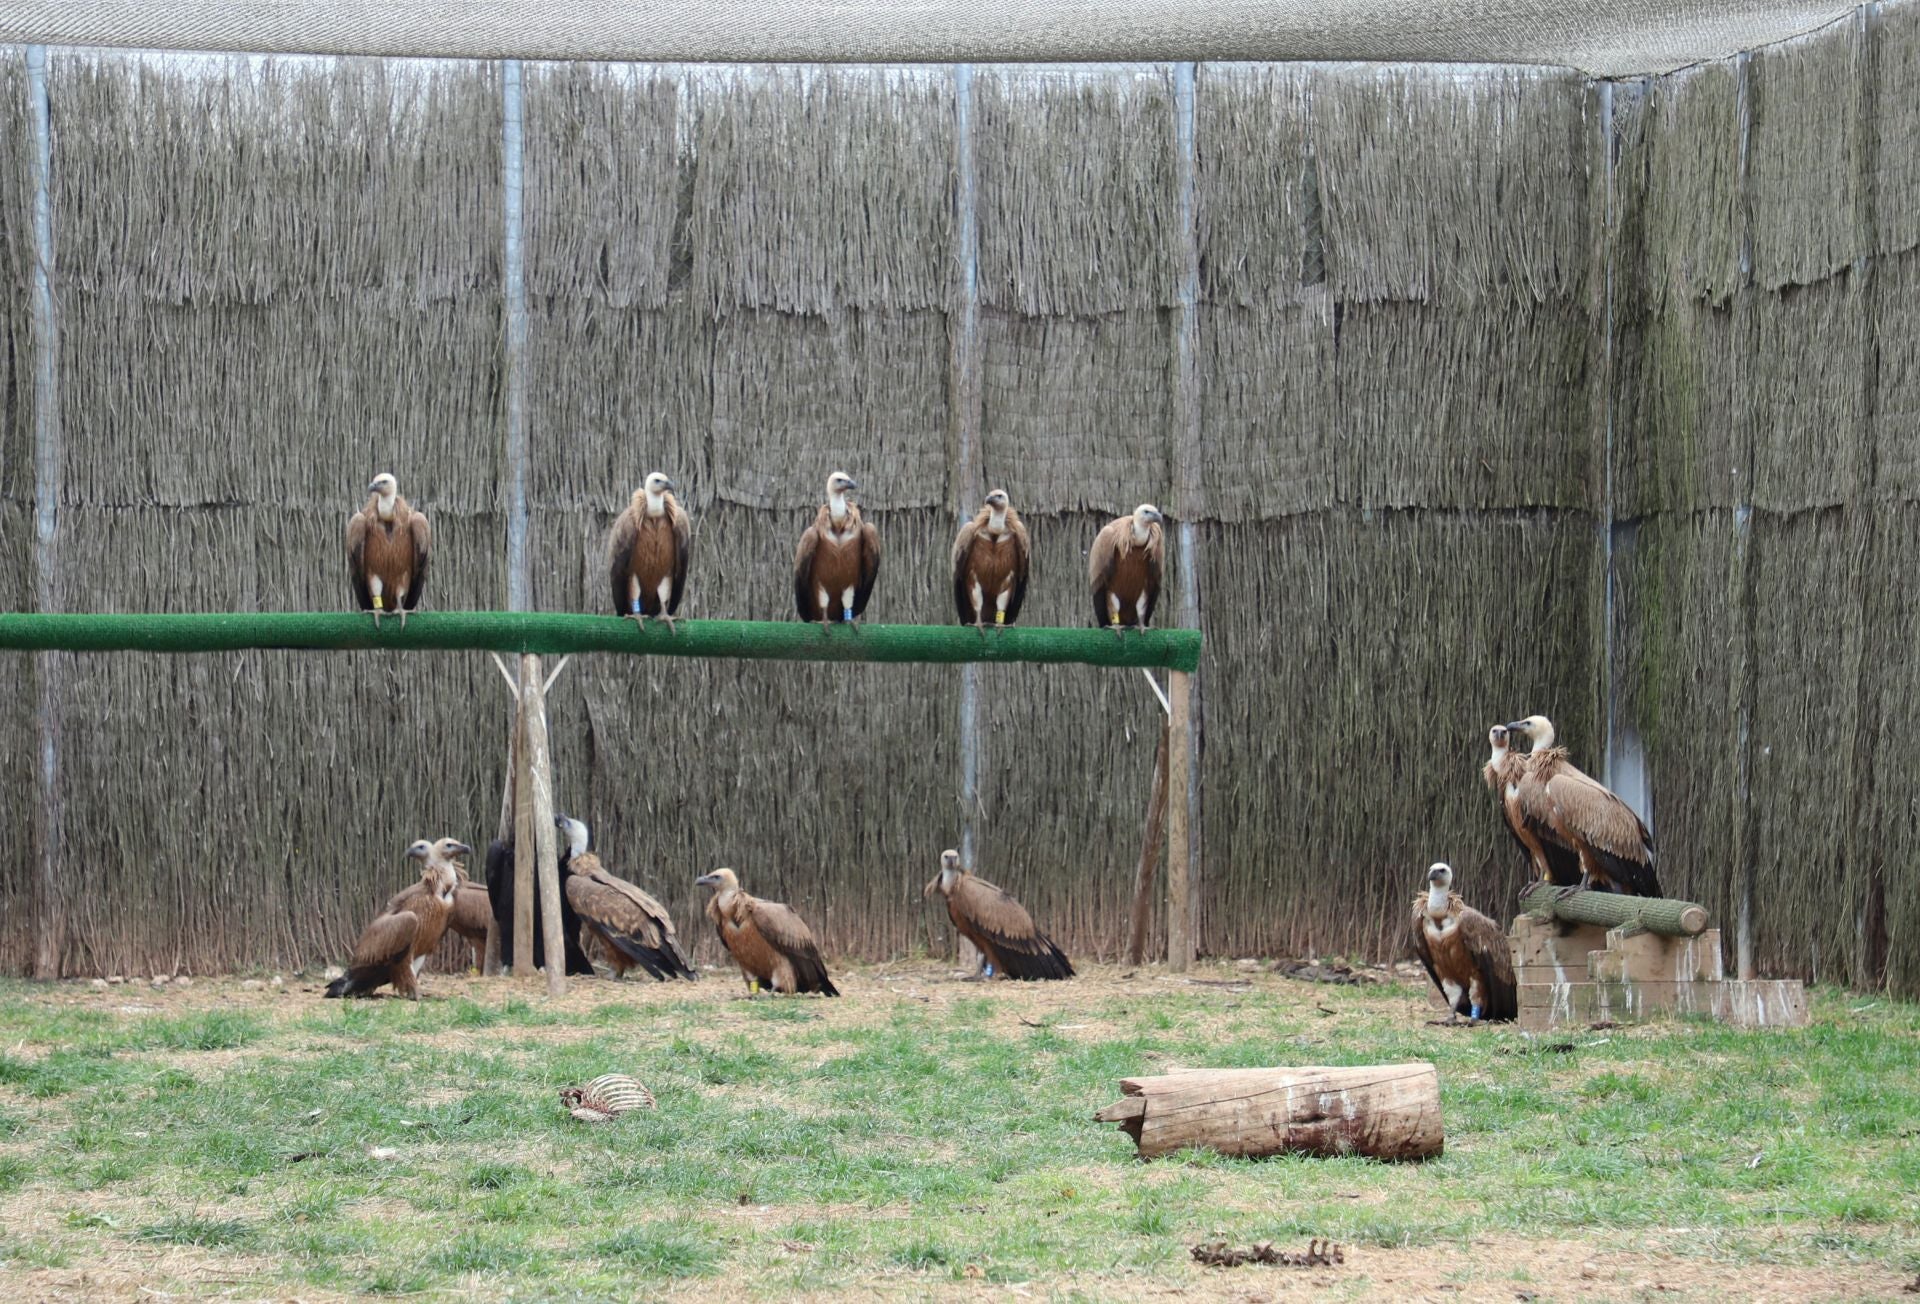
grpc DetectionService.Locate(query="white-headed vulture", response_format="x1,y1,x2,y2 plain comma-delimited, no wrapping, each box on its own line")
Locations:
555,815,696,981
326,838,469,999
1483,723,1583,889
1411,862,1516,1023
951,490,1030,628
1506,715,1662,897
345,472,431,628
695,868,839,996
1088,504,1165,634
793,471,880,627
924,849,1073,980
607,471,690,632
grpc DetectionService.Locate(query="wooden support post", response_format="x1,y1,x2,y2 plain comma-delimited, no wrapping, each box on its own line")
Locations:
511,688,535,978
520,653,566,998
1166,669,1194,971
1095,1063,1443,1161
1126,718,1171,966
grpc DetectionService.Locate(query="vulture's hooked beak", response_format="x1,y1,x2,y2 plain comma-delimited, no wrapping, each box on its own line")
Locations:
663,477,677,492
1503,719,1531,735
447,842,472,858
694,873,720,889
367,479,382,493
1427,867,1448,884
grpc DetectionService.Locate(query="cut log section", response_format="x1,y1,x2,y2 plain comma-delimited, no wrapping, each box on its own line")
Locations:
1094,1064,1442,1161
1518,882,1708,937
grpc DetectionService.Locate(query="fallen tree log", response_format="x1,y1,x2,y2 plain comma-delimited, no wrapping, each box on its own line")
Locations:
1518,883,1709,937
1094,1063,1442,1161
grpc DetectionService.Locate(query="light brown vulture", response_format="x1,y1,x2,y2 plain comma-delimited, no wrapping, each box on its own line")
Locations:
951,490,1030,628
386,868,490,970
1505,715,1662,898
793,471,880,627
607,471,690,632
1410,862,1516,1023
345,473,431,628
695,868,838,996
555,815,696,981
924,849,1073,980
1482,723,1582,889
326,838,470,999
1088,504,1166,633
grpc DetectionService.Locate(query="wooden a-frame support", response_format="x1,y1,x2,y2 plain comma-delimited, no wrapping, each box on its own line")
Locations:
483,651,569,996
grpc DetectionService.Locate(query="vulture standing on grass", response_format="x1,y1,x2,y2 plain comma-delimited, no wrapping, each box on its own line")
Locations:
326,838,469,999
486,837,595,976
1088,503,1166,633
386,864,490,970
924,849,1073,980
346,473,431,628
555,815,697,981
1505,715,1662,898
1410,862,1516,1024
793,471,880,627
1482,723,1583,889
695,868,839,996
951,489,1031,629
607,471,690,631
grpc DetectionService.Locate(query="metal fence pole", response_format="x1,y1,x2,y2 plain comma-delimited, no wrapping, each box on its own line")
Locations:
951,64,984,973
27,45,63,979
1169,62,1203,968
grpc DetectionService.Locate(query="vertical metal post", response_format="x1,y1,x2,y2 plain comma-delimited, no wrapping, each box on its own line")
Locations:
1731,52,1757,982
1170,63,1204,960
502,59,531,613
950,65,984,974
27,46,62,979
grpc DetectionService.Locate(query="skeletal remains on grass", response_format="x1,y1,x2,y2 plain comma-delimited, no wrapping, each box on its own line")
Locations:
1190,1238,1344,1269
559,1074,656,1123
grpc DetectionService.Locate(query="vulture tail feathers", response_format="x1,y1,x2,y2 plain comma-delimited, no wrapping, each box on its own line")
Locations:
997,944,1075,981
603,930,698,982
1592,847,1663,898
794,959,839,997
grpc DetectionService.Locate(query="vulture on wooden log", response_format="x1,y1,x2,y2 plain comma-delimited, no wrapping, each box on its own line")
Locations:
555,815,697,981
607,471,690,631
1410,862,1516,1024
1505,715,1662,898
924,849,1073,980
951,489,1030,628
695,868,838,995
345,473,431,628
486,837,594,976
326,838,469,999
386,866,490,970
793,471,880,627
1088,504,1165,634
1482,723,1582,889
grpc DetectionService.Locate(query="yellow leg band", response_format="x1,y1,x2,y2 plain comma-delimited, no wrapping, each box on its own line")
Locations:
995,611,1006,625
372,595,383,610
1109,612,1120,625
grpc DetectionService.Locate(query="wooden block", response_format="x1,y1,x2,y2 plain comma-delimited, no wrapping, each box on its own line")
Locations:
1588,929,1724,984
1517,978,1723,1028
1714,979,1809,1028
1508,916,1611,979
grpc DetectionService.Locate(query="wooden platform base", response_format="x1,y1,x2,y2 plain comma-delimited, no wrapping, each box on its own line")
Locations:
1509,915,1807,1031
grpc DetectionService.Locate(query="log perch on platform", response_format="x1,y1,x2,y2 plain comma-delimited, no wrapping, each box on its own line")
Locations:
1518,883,1708,937
1094,1064,1442,1161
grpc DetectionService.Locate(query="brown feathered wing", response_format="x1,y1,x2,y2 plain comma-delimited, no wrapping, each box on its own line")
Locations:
564,856,696,981
946,874,1072,980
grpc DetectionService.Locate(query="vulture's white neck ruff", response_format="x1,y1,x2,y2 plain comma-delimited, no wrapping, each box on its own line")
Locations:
1425,883,1451,917
1129,518,1151,546
828,490,849,523
562,820,589,858
987,507,1007,534
1529,720,1557,750
375,492,398,521
644,489,668,517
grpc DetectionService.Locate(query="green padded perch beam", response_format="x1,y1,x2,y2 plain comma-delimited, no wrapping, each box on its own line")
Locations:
1518,882,1709,938
0,612,1202,672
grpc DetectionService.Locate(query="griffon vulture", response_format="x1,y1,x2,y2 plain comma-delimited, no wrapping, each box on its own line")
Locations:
695,868,839,996
555,815,697,981
793,471,880,626
1482,723,1582,889
1088,504,1166,634
485,837,595,976
1506,715,1662,898
607,471,690,632
924,849,1073,980
346,473,431,628
1410,862,1516,1024
386,866,490,970
951,490,1030,628
325,838,469,999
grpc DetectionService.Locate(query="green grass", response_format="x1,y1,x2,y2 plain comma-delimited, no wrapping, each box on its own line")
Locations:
0,970,1914,1297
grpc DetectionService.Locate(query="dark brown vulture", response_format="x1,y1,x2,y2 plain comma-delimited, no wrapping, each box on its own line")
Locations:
345,472,431,628
1506,715,1662,898
793,471,880,627
1410,862,1516,1024
326,838,470,999
485,837,594,975
923,849,1073,980
607,471,690,632
951,490,1031,629
1088,504,1166,633
695,868,838,996
1482,723,1582,889
555,815,696,981
386,866,490,970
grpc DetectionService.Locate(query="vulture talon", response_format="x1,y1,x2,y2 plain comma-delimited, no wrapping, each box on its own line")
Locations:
625,612,648,630
658,614,678,635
